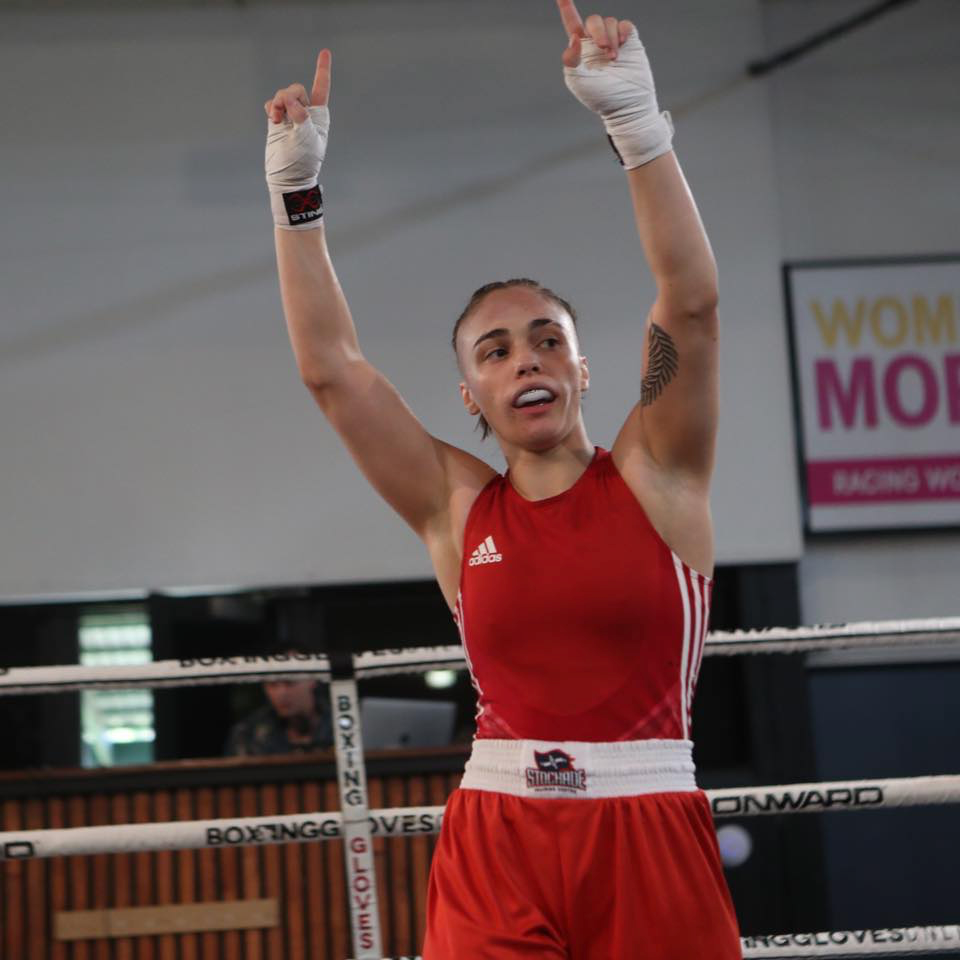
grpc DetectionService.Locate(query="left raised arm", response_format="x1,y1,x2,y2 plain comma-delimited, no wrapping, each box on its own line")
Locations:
556,2,718,486
616,151,718,484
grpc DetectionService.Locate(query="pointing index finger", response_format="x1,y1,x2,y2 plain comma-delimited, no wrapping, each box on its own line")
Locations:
555,0,585,37
311,49,332,106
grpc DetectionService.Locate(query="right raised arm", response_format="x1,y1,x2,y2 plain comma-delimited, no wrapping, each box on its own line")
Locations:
265,52,495,542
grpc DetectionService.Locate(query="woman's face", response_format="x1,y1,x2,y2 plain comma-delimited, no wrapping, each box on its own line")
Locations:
457,287,589,451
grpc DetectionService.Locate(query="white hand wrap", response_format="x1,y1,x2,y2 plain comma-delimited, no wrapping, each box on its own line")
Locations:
563,27,673,170
264,105,330,230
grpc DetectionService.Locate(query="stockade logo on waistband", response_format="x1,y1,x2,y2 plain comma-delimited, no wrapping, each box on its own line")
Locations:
526,749,587,792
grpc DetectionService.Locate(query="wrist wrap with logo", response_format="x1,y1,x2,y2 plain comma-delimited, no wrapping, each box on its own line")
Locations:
563,27,673,170
265,105,329,230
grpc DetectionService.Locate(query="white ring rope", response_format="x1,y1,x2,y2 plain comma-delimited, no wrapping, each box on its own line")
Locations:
1,616,959,696
3,620,956,958
0,806,438,861
705,616,960,657
0,654,334,696
352,928,960,960
708,774,960,817
2,775,957,861
740,926,960,957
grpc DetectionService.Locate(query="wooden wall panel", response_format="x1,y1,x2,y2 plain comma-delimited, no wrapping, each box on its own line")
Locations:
259,784,284,960
301,781,326,960
49,797,68,960
0,804,5,960
237,784,264,960
25,798,47,960
0,751,466,960
88,793,111,960
175,787,199,960
133,790,155,960
67,796,91,960
153,791,177,960
280,782,305,960
112,792,134,960
3,799,24,960
195,787,218,960
216,787,241,960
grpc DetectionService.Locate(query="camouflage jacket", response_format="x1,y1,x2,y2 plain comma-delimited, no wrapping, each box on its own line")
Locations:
224,697,333,757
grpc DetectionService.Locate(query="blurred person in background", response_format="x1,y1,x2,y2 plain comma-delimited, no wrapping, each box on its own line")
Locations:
224,642,333,756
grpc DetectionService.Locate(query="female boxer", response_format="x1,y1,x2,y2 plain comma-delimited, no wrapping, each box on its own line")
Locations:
265,3,739,955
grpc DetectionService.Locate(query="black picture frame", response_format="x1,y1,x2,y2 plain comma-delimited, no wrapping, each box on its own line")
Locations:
782,253,960,536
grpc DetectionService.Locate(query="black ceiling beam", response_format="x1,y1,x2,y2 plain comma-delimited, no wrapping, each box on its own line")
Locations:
747,0,921,77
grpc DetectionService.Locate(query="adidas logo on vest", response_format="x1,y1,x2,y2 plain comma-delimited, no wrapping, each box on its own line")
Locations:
469,535,502,566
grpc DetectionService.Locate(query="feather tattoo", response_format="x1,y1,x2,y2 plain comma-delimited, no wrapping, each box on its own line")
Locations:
640,323,679,407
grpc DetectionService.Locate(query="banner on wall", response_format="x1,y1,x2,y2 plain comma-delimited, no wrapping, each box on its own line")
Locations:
785,257,960,532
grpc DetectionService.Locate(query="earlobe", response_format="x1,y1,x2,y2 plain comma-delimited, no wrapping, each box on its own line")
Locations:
460,382,480,415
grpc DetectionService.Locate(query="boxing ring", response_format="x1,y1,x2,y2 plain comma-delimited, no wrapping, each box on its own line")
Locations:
2,616,959,958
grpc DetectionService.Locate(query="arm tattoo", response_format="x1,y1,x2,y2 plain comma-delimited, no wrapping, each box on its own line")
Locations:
640,322,679,407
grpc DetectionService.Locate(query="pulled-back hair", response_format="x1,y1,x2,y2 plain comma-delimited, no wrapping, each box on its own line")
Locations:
452,279,579,440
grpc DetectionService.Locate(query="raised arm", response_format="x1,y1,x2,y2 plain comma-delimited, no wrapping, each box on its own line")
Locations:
622,152,718,482
264,53,494,542
556,3,718,488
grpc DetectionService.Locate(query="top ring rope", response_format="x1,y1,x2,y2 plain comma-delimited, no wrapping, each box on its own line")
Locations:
1,616,959,696
352,616,960,675
704,616,960,657
0,654,334,696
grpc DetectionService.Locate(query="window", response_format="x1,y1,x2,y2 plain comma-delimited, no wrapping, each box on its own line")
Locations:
79,608,154,767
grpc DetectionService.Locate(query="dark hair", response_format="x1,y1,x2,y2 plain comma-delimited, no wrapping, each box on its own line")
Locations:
452,278,579,440
262,635,318,661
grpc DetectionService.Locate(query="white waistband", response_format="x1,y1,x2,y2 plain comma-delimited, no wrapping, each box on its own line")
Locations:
460,738,697,799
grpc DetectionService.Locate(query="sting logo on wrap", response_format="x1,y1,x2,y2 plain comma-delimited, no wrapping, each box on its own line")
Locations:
282,184,323,225
526,749,587,792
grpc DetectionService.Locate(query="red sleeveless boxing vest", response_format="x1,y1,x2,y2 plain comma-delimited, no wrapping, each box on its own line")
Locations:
453,447,711,742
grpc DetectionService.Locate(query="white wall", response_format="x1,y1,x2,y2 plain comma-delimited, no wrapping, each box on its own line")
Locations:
760,0,960,623
0,0,801,599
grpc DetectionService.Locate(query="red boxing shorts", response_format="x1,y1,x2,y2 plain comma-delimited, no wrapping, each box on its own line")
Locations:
423,739,741,959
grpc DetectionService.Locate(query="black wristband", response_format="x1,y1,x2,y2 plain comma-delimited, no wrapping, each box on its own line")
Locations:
282,183,323,227
606,134,626,167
